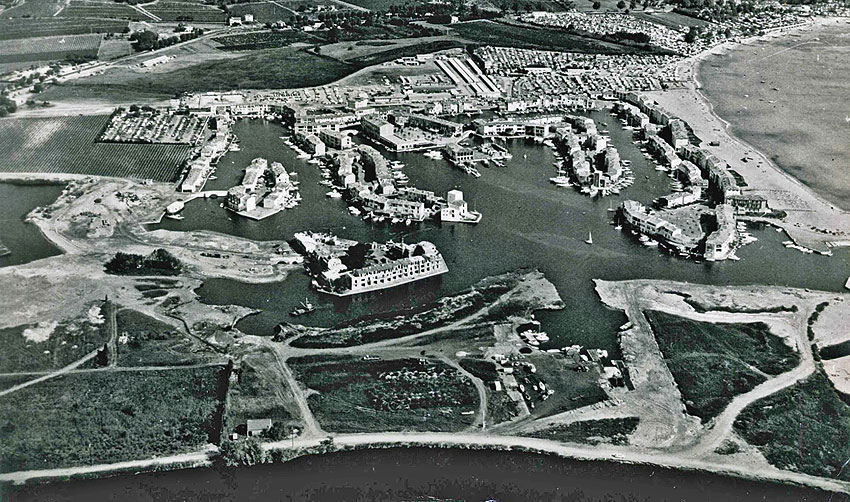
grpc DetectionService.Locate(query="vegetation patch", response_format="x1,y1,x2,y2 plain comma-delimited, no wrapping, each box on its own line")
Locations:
683,296,798,314
645,310,800,421
344,39,467,66
0,365,228,473
212,30,313,50
225,350,298,437
0,308,109,373
115,308,214,367
105,249,182,276
0,18,128,41
459,358,519,424
525,417,639,445
734,371,850,481
290,356,477,433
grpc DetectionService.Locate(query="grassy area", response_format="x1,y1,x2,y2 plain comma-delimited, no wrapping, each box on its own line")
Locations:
0,34,102,64
525,353,608,418
0,308,109,373
451,19,651,54
212,30,313,50
225,350,297,435
0,116,191,181
115,308,215,367
0,365,228,473
734,371,850,481
145,1,227,22
633,10,709,29
1,0,64,17
0,18,128,41
58,0,146,20
525,417,640,445
225,2,297,23
645,310,801,421
290,355,477,433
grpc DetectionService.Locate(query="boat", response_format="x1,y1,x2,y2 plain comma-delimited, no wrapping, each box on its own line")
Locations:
326,190,342,199
289,299,315,317
585,231,593,245
165,214,185,221
348,207,361,216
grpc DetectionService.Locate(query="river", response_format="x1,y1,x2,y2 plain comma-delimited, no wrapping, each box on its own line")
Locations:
3,447,838,501
150,117,850,353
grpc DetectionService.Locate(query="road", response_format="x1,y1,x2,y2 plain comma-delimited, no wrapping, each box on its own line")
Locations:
0,349,99,398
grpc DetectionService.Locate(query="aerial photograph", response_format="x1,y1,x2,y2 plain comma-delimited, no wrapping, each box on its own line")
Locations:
0,0,849,498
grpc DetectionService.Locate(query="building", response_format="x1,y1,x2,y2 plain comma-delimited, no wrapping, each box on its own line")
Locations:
362,115,395,139
246,418,272,437
727,193,769,215
302,134,326,156
242,158,266,192
444,143,473,163
705,204,736,261
226,185,257,212
440,189,482,224
319,129,353,150
180,160,209,192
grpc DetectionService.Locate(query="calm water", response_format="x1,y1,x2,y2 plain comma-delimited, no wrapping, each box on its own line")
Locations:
0,182,65,268
152,117,850,352
4,448,841,502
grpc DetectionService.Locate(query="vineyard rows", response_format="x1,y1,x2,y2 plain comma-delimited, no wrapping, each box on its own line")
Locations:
0,116,191,182
145,2,226,22
0,18,128,41
0,34,102,56
58,0,146,20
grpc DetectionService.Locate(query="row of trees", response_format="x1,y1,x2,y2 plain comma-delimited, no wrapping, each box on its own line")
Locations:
104,249,183,275
130,29,205,52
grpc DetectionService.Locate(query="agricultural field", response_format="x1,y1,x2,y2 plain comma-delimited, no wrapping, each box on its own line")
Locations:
645,310,801,421
212,30,313,50
58,0,147,20
0,365,227,473
145,1,226,22
115,306,218,367
734,371,850,481
451,19,650,54
1,0,64,17
0,33,103,64
0,115,192,181
97,37,133,59
0,18,129,40
0,303,110,373
290,355,478,433
225,1,296,23
633,10,708,30
525,417,640,445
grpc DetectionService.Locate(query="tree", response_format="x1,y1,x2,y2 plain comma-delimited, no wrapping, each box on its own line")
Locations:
130,30,159,51
684,26,701,43
617,0,625,7
218,437,266,466
592,1,601,8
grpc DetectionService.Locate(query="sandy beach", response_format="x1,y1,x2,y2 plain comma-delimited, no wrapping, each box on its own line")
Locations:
645,17,850,254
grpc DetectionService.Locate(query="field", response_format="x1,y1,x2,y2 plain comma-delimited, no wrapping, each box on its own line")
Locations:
212,30,312,51
645,310,800,421
145,1,226,22
345,38,466,66
0,365,227,473
0,115,192,181
225,1,296,22
525,417,640,445
0,18,129,40
0,305,109,373
224,350,298,436
97,37,133,60
58,0,147,20
633,10,708,29
734,371,850,481
1,0,64,17
115,307,217,367
290,356,478,433
451,19,651,54
0,33,102,64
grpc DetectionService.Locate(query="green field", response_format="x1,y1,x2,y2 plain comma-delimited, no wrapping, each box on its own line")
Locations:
145,1,226,22
225,350,298,435
0,310,109,373
0,33,102,64
290,356,478,433
734,371,850,481
0,115,192,181
0,18,129,40
58,0,147,20
633,10,709,29
645,310,801,421
225,1,296,22
115,307,216,367
212,30,313,50
0,365,227,473
525,417,640,445
1,0,65,17
452,19,653,54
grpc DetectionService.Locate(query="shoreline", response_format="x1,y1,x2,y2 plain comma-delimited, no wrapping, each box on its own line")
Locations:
645,16,850,254
3,433,849,495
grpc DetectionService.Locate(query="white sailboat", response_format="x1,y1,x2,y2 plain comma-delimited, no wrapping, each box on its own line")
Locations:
585,231,593,245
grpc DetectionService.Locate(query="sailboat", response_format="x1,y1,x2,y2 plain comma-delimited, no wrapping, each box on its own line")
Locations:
585,231,593,245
